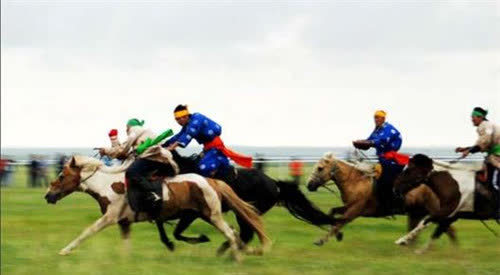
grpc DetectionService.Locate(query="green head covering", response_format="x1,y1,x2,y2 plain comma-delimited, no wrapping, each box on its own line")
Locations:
471,107,488,118
127,118,145,127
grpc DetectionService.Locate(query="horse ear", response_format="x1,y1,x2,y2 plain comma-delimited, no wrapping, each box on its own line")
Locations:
70,156,77,168
323,152,334,161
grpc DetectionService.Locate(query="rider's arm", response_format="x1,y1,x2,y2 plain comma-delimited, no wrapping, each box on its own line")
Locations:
173,121,202,148
102,131,139,159
474,122,494,152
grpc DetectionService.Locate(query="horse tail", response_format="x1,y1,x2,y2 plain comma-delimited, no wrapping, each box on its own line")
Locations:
215,180,271,252
275,180,335,227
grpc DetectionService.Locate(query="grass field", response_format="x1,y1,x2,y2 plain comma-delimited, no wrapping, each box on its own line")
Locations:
1,165,499,275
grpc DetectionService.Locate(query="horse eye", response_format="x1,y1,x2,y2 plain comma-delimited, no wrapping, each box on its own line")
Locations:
318,167,324,172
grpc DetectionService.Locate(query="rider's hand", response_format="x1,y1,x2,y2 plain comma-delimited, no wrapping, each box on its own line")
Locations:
166,142,178,151
461,149,470,158
455,147,466,153
98,148,106,156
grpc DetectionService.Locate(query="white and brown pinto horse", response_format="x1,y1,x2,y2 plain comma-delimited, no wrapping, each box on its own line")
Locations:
44,155,270,262
393,154,497,253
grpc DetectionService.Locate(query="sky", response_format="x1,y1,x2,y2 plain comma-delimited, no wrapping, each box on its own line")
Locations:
1,0,499,148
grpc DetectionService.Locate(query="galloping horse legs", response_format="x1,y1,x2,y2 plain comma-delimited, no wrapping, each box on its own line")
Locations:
314,202,364,246
118,220,132,253
415,219,457,254
395,216,432,246
155,220,175,251
328,206,346,217
59,214,115,255
217,216,256,256
174,211,210,244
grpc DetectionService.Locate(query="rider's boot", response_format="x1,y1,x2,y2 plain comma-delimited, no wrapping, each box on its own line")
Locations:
140,178,163,220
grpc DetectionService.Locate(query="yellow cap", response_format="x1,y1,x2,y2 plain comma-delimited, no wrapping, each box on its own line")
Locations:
374,110,386,118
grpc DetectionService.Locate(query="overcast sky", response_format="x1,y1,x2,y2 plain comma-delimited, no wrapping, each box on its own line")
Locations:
1,0,499,148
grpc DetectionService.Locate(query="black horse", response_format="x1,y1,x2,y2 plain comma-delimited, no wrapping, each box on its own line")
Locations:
156,150,334,254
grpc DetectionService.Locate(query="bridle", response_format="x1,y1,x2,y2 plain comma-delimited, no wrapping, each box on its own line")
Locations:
79,168,99,184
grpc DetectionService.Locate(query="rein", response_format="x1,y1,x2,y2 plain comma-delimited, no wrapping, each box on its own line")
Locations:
80,168,99,184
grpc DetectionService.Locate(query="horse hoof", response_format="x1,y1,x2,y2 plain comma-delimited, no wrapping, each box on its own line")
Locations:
336,232,343,242
314,240,325,246
199,234,210,243
414,249,426,255
395,238,408,246
231,252,243,263
243,247,263,256
166,242,175,251
216,245,229,257
59,249,71,256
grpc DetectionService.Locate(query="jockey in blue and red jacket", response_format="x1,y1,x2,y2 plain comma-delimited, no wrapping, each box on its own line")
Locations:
163,105,252,178
353,110,409,214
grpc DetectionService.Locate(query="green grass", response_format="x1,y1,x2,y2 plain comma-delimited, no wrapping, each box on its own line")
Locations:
2,166,499,275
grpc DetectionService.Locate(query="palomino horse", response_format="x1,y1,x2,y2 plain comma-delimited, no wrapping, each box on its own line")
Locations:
393,154,497,253
169,149,334,253
44,156,270,262
306,152,455,246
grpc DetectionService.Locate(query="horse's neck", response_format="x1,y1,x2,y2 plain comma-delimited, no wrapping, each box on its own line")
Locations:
173,154,197,173
332,160,368,196
81,170,125,201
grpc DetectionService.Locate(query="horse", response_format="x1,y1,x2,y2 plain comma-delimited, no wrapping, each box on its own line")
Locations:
44,155,270,262
393,154,497,253
306,152,456,246
168,149,334,253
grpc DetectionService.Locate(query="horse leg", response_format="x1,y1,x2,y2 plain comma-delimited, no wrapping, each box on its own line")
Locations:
173,212,210,244
314,202,364,246
445,225,458,246
234,216,263,256
155,220,175,251
328,206,346,217
395,216,432,246
208,213,242,262
216,216,251,257
59,214,115,255
415,219,455,254
118,219,132,253
406,212,426,246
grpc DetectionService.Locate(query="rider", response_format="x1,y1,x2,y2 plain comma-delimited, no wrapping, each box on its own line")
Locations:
99,119,176,217
353,110,408,214
456,107,500,220
163,105,253,179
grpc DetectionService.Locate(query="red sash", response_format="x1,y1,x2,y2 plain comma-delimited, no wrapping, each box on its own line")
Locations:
382,151,410,165
203,136,253,168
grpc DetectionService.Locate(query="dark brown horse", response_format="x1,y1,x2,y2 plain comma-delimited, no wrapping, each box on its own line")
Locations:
394,154,497,253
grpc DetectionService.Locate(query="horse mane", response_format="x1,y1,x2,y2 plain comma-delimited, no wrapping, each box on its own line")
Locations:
322,152,376,178
71,155,132,174
432,159,481,172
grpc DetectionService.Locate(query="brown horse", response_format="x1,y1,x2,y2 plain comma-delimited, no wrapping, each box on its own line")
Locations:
307,152,397,245
306,152,456,246
393,154,497,253
44,155,270,262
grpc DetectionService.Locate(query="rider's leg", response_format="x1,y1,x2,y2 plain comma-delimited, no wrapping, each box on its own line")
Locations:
378,162,404,214
197,149,221,177
125,159,164,215
486,163,500,219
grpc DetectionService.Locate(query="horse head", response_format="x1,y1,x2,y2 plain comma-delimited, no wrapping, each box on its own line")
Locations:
307,152,336,191
45,155,102,204
170,149,199,174
394,154,434,195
